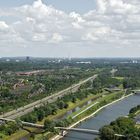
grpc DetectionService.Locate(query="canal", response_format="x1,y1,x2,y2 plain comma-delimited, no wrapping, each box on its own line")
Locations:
63,95,140,140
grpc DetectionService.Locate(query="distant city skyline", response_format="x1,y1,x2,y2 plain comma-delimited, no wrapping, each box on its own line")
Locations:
0,0,140,57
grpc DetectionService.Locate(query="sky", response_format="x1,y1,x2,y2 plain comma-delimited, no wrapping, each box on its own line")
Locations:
0,0,140,58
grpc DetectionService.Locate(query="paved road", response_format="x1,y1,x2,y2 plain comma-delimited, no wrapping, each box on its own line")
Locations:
0,74,97,119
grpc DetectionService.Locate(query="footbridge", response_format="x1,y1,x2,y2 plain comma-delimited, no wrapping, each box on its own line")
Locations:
55,127,125,137
0,118,125,138
0,118,44,129
55,127,99,135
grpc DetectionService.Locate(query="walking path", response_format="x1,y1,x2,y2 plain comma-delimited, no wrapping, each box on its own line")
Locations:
51,93,134,140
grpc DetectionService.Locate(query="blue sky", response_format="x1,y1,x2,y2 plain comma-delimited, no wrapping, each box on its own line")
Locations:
0,0,140,58
0,0,95,13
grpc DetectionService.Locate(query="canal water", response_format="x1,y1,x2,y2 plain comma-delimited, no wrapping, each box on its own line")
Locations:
63,95,140,140
57,99,94,121
20,99,95,140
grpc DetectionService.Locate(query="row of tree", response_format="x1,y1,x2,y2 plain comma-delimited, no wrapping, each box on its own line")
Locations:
21,88,99,123
0,122,19,137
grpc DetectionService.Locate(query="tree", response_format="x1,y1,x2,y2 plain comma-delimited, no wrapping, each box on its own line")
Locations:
72,97,76,103
99,117,139,140
126,134,139,140
37,109,45,121
22,113,38,123
57,101,68,109
44,119,55,132
100,126,115,140
95,138,101,140
0,87,11,98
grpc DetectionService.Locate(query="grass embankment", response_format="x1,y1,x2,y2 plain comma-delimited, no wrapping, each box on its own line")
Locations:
37,91,125,140
70,91,123,122
51,92,134,140
112,77,124,80
5,92,104,140
5,90,125,140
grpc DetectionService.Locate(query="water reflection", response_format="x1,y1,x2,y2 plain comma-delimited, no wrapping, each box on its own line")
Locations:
57,99,93,120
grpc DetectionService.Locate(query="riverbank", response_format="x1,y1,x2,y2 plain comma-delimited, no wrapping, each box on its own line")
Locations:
5,92,103,140
51,93,134,140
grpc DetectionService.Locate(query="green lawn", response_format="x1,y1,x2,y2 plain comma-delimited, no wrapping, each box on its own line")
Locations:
113,77,124,80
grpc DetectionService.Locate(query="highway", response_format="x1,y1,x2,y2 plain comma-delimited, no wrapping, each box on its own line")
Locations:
0,74,97,119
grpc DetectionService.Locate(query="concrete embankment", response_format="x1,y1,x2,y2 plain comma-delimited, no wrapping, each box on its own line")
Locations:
51,93,134,140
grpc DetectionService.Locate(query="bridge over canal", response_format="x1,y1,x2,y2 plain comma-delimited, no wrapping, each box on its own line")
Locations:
0,117,125,138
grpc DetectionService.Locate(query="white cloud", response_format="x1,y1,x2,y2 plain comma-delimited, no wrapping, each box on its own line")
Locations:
0,0,140,57
96,0,140,14
0,21,9,32
32,33,46,42
50,33,63,43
